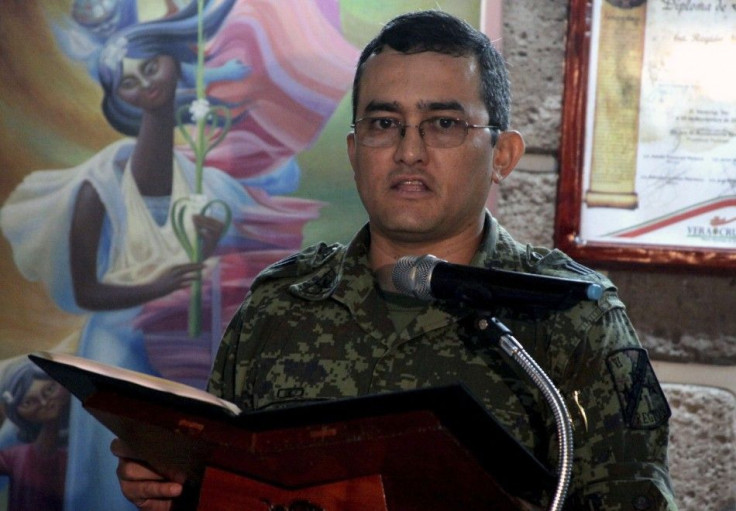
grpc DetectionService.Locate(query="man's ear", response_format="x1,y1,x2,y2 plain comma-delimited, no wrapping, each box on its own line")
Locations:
491,130,525,183
346,132,357,174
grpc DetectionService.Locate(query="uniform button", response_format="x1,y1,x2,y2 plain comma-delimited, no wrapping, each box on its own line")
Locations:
632,495,651,510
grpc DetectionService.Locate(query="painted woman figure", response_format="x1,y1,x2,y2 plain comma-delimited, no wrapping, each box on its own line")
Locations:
0,1,357,509
0,361,70,511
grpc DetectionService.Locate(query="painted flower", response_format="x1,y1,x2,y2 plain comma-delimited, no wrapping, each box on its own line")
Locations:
101,35,128,70
189,98,211,122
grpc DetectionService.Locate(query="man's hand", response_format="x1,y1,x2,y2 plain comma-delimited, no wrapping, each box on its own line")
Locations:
111,438,185,511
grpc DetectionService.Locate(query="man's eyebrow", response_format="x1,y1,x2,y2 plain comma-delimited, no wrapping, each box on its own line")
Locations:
363,101,400,114
362,100,467,115
419,100,466,113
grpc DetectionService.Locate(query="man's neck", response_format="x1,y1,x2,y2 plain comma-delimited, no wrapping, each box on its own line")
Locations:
367,226,484,270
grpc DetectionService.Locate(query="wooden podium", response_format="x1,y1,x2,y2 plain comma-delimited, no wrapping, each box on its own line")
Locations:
31,353,554,511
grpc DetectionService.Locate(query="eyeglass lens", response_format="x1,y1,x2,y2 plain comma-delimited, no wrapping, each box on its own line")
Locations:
353,117,494,148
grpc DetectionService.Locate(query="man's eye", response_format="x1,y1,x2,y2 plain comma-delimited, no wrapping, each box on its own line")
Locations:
429,117,460,130
369,118,399,130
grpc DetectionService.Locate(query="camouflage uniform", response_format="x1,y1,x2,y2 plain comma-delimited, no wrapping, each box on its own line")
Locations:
209,212,677,510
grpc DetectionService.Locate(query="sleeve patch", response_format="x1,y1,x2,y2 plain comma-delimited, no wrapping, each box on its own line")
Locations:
606,348,671,429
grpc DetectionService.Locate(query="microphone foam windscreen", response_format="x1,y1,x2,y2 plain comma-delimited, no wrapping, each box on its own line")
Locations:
391,255,439,300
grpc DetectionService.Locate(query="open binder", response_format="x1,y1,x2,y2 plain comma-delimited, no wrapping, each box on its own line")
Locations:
30,351,554,510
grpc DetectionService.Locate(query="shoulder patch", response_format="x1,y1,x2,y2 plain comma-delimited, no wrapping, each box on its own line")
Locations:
606,348,671,429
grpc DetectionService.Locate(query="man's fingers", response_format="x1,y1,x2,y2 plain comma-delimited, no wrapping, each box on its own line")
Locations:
119,478,183,500
110,437,135,458
116,457,166,482
111,438,184,509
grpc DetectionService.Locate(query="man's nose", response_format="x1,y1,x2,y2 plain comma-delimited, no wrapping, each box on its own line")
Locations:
393,124,427,164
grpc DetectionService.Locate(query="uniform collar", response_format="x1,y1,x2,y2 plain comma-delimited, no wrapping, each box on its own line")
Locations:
290,210,502,303
290,212,502,341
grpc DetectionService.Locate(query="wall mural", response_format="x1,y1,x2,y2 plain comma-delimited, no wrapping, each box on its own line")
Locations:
0,1,480,509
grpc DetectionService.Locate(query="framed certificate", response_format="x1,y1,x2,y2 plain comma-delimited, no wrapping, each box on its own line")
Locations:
555,0,736,270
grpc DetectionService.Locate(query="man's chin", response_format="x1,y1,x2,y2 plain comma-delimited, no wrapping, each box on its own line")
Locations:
379,224,438,243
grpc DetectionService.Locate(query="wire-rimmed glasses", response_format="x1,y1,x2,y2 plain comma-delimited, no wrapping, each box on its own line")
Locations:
351,116,499,148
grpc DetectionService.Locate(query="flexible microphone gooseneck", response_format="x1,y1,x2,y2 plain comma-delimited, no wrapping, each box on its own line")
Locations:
480,317,573,511
392,256,576,511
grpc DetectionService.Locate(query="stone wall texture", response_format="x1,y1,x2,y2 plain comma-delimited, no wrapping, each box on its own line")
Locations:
501,2,736,509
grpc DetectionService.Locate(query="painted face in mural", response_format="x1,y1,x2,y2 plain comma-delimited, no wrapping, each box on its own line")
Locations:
347,49,500,247
117,55,180,110
16,379,70,425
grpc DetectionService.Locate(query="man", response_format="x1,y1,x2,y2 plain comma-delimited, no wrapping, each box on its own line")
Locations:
113,10,677,510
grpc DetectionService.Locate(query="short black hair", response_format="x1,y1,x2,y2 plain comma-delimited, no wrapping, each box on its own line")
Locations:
351,10,511,130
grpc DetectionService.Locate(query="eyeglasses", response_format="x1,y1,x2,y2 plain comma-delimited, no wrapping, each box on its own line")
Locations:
351,116,499,148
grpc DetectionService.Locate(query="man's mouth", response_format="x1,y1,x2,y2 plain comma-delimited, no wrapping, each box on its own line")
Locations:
392,179,429,192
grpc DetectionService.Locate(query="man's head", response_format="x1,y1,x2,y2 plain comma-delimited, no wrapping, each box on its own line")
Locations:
347,10,524,264
351,10,511,131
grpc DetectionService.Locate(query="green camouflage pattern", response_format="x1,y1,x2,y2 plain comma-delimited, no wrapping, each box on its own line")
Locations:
209,212,677,510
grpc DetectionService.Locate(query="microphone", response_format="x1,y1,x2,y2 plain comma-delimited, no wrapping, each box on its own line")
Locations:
391,254,603,310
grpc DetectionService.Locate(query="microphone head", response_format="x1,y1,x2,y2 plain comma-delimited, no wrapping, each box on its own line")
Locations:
391,255,442,301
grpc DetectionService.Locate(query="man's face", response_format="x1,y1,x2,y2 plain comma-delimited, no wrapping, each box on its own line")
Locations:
348,49,496,246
